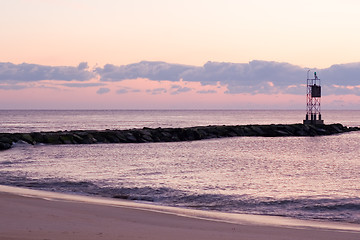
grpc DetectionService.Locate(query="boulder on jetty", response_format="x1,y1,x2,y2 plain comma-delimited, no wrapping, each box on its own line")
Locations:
0,123,359,151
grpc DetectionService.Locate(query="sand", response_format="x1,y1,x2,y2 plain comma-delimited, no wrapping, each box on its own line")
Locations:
0,185,359,240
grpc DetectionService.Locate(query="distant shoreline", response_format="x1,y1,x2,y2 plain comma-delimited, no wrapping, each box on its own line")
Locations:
1,123,359,151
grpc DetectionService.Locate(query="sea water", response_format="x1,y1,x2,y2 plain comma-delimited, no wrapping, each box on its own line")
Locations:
0,110,359,223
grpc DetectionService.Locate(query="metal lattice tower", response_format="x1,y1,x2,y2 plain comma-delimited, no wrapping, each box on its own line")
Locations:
303,70,324,125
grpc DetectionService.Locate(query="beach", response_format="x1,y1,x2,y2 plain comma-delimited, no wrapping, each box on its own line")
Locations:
0,185,359,240
1,110,360,239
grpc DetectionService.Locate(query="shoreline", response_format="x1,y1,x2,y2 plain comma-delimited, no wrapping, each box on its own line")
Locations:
1,185,359,240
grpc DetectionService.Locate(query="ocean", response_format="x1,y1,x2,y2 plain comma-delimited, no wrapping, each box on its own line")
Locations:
0,110,359,224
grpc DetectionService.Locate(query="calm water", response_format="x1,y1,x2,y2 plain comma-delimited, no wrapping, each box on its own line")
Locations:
1,110,359,133
0,110,359,223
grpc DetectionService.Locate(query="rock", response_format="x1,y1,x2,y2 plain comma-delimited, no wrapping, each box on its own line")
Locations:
21,133,35,145
91,131,109,143
243,126,256,136
160,130,173,141
7,133,22,143
275,130,290,136
81,134,97,144
72,133,85,144
232,126,245,136
0,136,13,145
141,133,153,142
104,132,121,143
125,132,137,142
0,142,12,150
60,134,74,144
45,133,63,144
181,129,197,141
0,123,358,151
31,132,45,143
250,126,265,136
114,132,130,143
73,132,97,144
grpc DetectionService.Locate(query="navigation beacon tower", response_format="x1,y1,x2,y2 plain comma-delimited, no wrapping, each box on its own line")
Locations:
303,70,324,125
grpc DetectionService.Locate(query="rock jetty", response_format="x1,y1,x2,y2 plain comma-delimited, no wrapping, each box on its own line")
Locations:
0,123,359,151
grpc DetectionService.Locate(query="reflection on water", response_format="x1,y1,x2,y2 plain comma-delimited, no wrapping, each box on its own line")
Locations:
1,131,360,223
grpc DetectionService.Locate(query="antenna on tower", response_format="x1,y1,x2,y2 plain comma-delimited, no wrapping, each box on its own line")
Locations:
303,70,324,125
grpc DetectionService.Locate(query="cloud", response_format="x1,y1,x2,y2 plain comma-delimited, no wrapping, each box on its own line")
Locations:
170,86,192,95
94,60,360,96
0,84,28,90
325,84,360,96
116,88,129,94
146,88,167,95
116,87,142,94
96,87,110,95
2,60,360,96
197,90,217,94
322,63,360,86
94,60,304,94
77,62,89,70
0,62,95,82
95,61,194,82
62,82,105,88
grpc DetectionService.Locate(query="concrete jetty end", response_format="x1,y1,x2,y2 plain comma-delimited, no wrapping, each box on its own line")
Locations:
0,123,359,151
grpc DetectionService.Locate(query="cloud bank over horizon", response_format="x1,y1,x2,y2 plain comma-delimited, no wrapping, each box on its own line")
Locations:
94,61,360,96
0,62,95,82
1,60,360,96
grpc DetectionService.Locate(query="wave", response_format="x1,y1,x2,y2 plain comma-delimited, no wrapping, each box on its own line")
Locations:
0,161,13,165
301,200,360,211
0,175,359,224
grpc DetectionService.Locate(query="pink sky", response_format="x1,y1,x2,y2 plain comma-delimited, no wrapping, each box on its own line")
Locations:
1,75,359,110
1,1,360,109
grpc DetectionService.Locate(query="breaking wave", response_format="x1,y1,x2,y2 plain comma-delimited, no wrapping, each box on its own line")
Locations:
1,174,359,224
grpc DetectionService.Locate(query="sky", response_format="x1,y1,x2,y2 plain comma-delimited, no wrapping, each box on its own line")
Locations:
1,0,360,109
